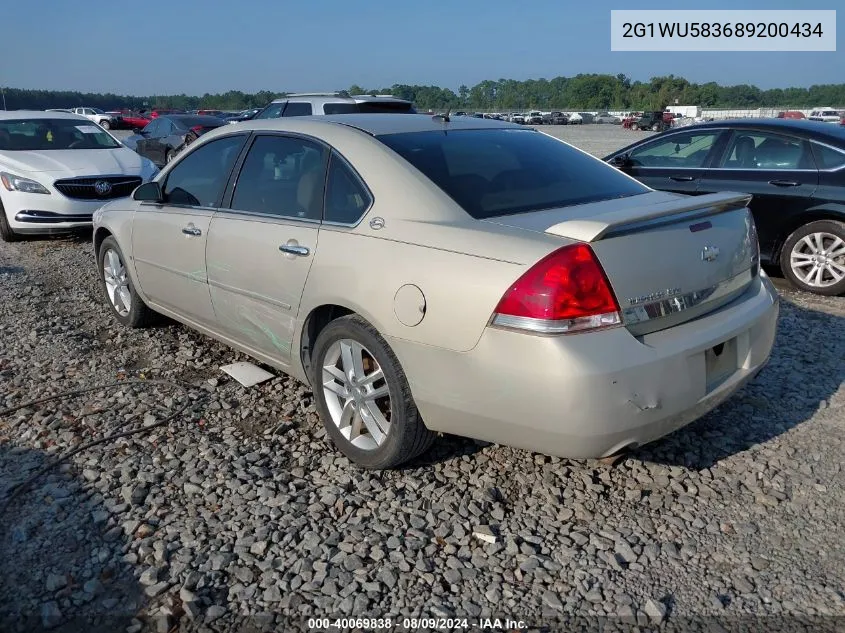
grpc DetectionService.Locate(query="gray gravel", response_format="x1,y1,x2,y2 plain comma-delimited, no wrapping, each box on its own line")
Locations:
1,128,844,631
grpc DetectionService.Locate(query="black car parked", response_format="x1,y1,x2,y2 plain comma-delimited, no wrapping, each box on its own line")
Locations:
605,119,845,295
543,111,568,125
123,115,227,167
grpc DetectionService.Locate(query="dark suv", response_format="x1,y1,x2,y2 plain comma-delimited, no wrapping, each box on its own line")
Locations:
543,111,568,125
632,111,669,132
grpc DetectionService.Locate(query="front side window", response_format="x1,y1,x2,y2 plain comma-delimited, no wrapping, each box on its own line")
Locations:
163,135,247,207
628,131,720,168
0,118,121,151
324,153,372,224
719,132,812,170
254,103,286,119
230,135,327,220
378,128,648,219
282,102,313,117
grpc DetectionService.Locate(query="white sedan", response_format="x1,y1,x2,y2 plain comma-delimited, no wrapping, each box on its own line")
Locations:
0,111,158,242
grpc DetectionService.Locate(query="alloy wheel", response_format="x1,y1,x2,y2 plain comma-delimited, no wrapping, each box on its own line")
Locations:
790,231,845,288
321,339,392,450
103,248,132,316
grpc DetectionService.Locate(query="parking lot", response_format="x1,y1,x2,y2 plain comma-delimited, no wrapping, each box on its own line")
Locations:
1,125,844,632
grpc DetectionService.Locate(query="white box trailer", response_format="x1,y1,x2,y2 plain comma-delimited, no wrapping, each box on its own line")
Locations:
666,105,701,119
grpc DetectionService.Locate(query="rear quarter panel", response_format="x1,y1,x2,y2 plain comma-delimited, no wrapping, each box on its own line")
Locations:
300,227,543,353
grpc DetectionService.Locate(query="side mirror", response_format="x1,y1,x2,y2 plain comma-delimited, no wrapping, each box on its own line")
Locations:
612,153,631,168
133,181,163,202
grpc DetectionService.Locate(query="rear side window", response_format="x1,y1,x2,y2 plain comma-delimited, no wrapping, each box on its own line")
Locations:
323,103,360,114
356,102,415,113
719,132,813,170
283,102,313,117
811,142,845,170
377,128,648,219
163,135,247,207
324,153,372,224
230,135,327,220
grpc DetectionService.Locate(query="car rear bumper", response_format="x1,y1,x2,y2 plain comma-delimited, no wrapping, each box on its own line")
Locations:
391,271,779,459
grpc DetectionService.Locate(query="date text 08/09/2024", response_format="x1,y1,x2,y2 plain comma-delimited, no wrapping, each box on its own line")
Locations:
307,617,528,630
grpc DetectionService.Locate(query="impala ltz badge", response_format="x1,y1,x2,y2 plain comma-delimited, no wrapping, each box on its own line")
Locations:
94,180,112,196
701,245,720,262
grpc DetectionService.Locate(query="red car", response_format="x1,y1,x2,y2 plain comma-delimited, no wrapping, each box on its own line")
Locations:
119,111,152,130
777,110,806,120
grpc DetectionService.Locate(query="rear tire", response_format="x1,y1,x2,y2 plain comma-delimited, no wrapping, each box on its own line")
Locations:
652,123,661,132
97,236,156,327
100,120,111,130
166,149,176,164
780,220,845,296
311,315,435,469
0,200,20,242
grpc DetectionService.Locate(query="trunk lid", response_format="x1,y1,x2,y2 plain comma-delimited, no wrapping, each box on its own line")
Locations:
483,191,759,335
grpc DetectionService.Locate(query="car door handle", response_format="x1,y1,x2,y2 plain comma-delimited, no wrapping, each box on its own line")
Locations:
669,175,695,182
181,226,202,236
279,244,310,257
768,180,801,187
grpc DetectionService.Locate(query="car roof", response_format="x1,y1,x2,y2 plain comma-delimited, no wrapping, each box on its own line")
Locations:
0,110,88,121
688,118,845,143
232,113,518,136
269,94,412,105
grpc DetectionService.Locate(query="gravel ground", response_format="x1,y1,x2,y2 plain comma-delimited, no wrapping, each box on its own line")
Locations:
1,127,844,633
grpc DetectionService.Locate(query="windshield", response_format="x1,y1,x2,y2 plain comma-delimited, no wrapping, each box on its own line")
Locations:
0,118,121,151
377,128,649,219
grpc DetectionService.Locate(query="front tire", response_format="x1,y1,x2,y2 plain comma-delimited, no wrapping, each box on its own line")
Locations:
166,149,176,164
780,220,845,295
97,236,156,327
311,315,435,469
0,200,20,242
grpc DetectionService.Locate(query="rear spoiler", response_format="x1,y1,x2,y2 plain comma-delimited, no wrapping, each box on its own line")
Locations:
545,192,753,242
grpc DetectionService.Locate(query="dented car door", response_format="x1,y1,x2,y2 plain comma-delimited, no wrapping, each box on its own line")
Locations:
206,134,328,362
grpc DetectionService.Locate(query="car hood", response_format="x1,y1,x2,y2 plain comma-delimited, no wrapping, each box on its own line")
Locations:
0,148,144,175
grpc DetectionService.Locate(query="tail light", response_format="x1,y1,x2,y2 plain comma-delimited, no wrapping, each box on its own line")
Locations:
491,243,622,335
748,214,760,276
190,125,205,133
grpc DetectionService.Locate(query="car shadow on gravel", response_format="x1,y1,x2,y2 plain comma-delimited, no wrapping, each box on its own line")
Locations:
0,444,142,633
635,301,845,470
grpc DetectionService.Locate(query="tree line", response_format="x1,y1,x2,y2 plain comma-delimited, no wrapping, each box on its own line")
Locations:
3,74,845,113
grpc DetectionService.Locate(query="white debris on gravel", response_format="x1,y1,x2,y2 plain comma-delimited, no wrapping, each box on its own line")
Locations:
1,186,844,632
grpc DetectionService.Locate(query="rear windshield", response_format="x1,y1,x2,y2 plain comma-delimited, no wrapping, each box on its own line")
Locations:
0,118,120,151
377,128,649,219
323,102,416,114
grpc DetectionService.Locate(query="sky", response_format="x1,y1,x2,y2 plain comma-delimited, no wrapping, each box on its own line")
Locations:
0,0,841,96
